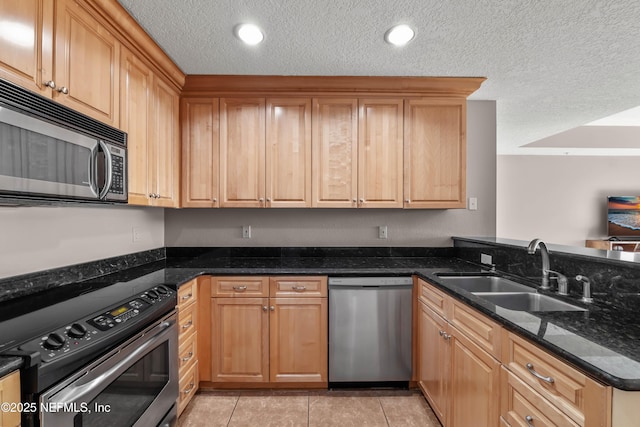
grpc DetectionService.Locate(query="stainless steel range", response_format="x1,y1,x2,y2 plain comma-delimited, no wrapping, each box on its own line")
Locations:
0,275,178,427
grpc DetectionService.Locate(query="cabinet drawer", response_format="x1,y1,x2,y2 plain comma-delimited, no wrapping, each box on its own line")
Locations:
501,367,579,427
212,276,269,297
502,331,610,426
449,299,501,358
418,279,448,318
178,279,198,309
269,276,327,297
179,331,197,372
178,302,197,342
178,360,198,415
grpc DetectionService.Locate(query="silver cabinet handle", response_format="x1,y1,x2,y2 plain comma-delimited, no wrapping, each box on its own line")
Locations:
213,198,217,202
352,199,356,203
57,86,69,95
438,330,445,336
526,363,554,383
45,80,56,89
233,285,247,292
524,415,534,427
181,351,194,362
405,199,411,203
443,333,451,341
266,197,271,202
291,285,306,292
270,306,275,311
262,305,268,312
359,199,364,203
183,382,196,395
259,198,264,202
181,293,193,301
181,320,193,329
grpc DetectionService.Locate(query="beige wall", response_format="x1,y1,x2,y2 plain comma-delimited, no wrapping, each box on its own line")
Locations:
165,100,497,247
496,155,640,246
0,205,164,279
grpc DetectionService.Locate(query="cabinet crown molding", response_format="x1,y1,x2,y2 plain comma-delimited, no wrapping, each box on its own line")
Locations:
183,75,485,97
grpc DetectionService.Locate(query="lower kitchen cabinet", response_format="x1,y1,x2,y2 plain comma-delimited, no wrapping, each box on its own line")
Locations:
177,278,199,415
210,276,328,385
417,278,501,427
0,370,20,427
417,277,615,427
418,300,449,422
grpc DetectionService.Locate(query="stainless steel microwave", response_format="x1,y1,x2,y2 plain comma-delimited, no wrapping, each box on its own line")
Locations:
0,79,127,204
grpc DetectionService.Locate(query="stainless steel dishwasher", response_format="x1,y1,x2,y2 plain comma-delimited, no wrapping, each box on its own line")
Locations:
328,277,412,384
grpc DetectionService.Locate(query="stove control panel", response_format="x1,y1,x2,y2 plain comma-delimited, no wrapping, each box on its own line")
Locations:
18,285,175,362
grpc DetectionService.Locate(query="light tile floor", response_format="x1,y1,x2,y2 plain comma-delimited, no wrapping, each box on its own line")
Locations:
178,389,442,427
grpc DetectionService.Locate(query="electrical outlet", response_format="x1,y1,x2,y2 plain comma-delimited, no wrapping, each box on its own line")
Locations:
481,253,493,265
242,225,251,239
468,197,478,211
132,227,141,243
378,225,388,239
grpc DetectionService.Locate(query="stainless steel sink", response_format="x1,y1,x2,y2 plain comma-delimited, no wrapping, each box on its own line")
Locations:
435,274,534,293
476,292,587,312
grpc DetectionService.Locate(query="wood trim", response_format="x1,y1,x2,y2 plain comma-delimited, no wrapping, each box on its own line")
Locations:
197,276,212,382
183,75,485,97
199,381,328,390
449,299,502,359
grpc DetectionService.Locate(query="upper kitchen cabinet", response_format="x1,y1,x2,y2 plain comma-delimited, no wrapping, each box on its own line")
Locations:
0,0,54,96
312,98,358,208
358,99,404,208
404,99,466,208
181,98,220,208
219,98,266,208
121,47,180,207
120,46,153,206
54,0,120,126
266,98,312,208
149,77,180,207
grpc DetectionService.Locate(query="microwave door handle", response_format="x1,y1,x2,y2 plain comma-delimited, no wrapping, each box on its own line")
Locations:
87,144,99,198
98,140,113,200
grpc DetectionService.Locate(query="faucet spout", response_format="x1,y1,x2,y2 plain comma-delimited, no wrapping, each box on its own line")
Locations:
527,238,551,290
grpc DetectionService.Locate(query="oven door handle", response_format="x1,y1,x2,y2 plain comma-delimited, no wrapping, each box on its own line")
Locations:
49,319,175,404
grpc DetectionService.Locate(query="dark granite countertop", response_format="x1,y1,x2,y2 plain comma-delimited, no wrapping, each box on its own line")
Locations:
0,356,23,378
2,249,640,391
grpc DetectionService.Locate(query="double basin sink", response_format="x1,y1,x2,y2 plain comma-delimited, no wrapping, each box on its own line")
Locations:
435,274,586,312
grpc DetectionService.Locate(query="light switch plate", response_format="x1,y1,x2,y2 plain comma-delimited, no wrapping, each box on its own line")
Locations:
242,225,251,239
481,253,493,265
378,225,388,239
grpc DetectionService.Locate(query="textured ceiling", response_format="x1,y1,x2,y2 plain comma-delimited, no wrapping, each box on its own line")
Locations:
117,0,640,154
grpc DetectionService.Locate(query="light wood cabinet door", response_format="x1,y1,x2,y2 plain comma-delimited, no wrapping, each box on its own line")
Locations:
418,300,449,425
0,370,20,427
181,98,220,207
54,0,119,126
449,324,501,427
220,98,266,207
211,297,269,382
358,99,403,208
120,46,153,206
266,98,312,207
312,98,358,208
269,297,327,382
0,0,53,96
150,77,179,207
404,99,466,208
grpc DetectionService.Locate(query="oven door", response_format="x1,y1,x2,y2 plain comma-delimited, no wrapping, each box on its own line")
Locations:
39,312,178,427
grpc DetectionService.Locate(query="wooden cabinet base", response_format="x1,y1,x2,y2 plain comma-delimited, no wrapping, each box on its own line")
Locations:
199,381,328,390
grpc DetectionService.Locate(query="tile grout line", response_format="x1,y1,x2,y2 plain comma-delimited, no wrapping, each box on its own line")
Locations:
378,396,391,427
226,395,241,427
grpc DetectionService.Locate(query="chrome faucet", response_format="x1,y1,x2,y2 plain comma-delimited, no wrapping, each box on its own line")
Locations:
547,270,568,295
527,238,551,290
576,275,593,303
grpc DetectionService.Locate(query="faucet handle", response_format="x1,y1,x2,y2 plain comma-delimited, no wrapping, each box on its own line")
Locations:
547,270,568,295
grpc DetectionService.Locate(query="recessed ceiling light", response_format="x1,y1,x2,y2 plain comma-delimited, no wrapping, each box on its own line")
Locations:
385,24,415,46
235,24,264,45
